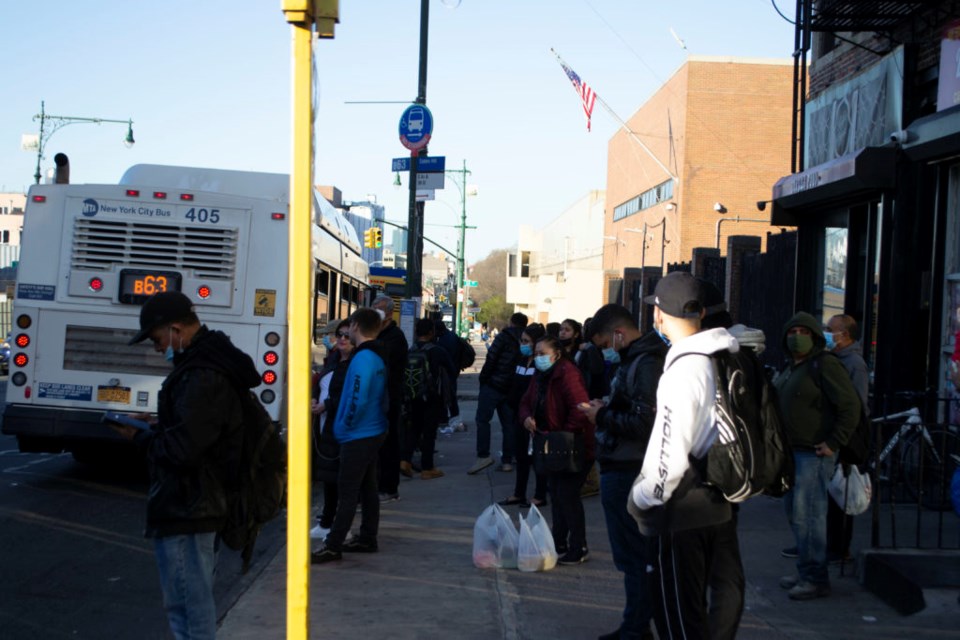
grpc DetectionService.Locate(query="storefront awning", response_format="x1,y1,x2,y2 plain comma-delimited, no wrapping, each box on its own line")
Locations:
770,146,897,225
902,104,960,162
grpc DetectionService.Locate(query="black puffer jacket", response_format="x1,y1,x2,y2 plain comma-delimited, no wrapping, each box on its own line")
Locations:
594,331,668,473
133,326,259,538
376,321,409,412
478,325,523,392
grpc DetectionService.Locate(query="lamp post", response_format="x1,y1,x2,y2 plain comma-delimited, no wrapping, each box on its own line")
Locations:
445,160,477,337
29,101,134,184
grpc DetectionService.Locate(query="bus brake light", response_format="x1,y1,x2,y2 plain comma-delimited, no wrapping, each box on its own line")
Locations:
263,351,279,366
262,371,277,385
88,277,104,292
13,353,29,368
14,334,29,348
197,285,211,299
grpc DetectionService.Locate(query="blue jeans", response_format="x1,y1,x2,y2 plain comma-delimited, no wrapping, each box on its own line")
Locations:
154,532,219,640
601,470,654,639
784,450,836,586
474,385,515,462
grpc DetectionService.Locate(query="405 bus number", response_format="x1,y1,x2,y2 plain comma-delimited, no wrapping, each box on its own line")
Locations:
185,208,220,223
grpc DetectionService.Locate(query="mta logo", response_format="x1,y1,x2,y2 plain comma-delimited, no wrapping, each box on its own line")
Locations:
82,199,99,217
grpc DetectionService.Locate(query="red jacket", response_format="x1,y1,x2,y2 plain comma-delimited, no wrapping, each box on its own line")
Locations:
518,357,595,462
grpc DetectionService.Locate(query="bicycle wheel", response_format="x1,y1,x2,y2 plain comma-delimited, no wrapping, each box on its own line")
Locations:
901,428,960,511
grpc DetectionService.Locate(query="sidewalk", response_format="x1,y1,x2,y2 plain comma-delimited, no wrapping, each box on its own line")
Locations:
218,356,957,638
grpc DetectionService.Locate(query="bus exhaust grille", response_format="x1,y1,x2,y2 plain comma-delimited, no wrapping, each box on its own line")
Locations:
70,219,238,279
64,325,171,377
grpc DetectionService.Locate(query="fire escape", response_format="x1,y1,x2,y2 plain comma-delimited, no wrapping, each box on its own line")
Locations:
789,0,943,173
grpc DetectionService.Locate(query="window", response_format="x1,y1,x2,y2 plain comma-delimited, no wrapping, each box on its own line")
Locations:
820,227,847,324
941,164,960,424
613,180,674,221
521,251,530,278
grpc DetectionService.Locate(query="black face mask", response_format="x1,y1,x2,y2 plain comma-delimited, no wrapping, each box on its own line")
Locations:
559,337,573,347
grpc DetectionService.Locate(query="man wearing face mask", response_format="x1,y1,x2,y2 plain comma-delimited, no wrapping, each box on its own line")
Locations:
775,312,860,601
578,303,667,640
113,291,260,640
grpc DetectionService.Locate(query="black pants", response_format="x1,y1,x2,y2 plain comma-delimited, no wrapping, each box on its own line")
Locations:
652,518,744,640
326,433,386,550
378,405,402,495
512,425,547,501
827,495,853,557
318,481,339,529
548,466,589,552
402,397,441,470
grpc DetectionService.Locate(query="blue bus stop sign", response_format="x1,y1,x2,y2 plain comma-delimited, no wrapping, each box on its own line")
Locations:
399,104,434,152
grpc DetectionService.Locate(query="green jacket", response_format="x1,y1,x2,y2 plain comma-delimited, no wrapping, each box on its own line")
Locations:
774,312,860,452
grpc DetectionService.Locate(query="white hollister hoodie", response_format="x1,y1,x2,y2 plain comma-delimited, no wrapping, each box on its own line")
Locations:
631,327,739,511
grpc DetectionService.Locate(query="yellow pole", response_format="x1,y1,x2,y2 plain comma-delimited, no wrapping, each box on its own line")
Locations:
282,3,315,639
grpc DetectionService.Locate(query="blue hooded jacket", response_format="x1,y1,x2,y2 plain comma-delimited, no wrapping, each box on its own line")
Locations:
333,341,389,443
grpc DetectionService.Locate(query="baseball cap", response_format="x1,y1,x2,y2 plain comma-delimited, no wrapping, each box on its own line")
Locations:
644,272,703,319
128,291,195,345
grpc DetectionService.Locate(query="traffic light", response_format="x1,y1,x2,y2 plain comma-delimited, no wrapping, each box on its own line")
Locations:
363,228,374,249
372,227,383,248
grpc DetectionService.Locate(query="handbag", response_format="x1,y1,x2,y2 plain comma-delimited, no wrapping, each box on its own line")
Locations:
828,464,872,516
532,431,584,475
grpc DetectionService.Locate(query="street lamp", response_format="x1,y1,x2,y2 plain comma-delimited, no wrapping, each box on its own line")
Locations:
713,202,769,249
27,100,135,184
445,160,477,337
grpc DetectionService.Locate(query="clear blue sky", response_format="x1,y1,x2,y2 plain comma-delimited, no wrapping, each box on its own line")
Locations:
0,1,796,262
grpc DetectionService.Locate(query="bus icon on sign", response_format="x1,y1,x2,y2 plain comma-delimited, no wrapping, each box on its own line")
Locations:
407,107,425,134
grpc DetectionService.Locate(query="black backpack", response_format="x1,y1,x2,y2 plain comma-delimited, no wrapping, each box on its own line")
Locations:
221,390,287,572
404,343,436,402
457,336,476,370
684,348,794,502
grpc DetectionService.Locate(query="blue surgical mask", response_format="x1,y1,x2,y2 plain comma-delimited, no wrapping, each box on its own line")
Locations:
602,347,620,364
164,345,175,362
164,327,182,362
534,355,554,372
322,335,334,350
654,326,671,347
824,331,836,350
520,344,533,357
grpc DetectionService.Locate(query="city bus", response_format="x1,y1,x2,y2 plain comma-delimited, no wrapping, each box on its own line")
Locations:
2,163,369,458
368,266,406,321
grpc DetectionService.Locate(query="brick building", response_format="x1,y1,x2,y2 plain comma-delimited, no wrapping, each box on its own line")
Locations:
603,56,795,305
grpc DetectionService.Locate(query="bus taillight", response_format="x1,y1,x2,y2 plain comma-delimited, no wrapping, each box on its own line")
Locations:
271,213,285,220
15,314,31,329
262,371,277,385
88,277,104,292
260,389,276,404
263,351,278,366
265,332,281,347
14,334,29,348
13,353,28,368
197,285,211,299
11,372,26,386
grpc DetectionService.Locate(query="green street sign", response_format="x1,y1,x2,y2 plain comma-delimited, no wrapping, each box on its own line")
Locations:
466,280,478,287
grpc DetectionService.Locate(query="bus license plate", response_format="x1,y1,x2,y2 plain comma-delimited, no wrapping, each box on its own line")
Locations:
97,386,131,404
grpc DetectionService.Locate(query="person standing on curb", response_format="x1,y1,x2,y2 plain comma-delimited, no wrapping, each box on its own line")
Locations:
775,312,860,600
372,295,408,503
627,272,740,639
580,303,666,640
111,291,259,640
312,308,390,564
469,312,527,474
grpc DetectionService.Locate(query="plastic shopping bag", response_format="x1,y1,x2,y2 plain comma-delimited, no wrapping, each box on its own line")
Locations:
517,505,558,572
828,464,872,516
472,504,519,569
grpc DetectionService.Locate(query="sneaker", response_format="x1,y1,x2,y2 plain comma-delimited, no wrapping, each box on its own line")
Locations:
453,421,468,432
779,575,800,590
787,581,831,600
341,538,378,553
310,546,343,564
496,463,514,472
421,468,445,480
438,426,454,435
309,524,330,541
399,461,414,478
558,547,590,565
467,457,494,474
781,546,798,558
378,492,400,503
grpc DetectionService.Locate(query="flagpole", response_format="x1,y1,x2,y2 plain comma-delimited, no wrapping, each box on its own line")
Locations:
550,48,678,183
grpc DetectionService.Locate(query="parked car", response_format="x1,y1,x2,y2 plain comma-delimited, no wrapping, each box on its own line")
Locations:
0,333,10,375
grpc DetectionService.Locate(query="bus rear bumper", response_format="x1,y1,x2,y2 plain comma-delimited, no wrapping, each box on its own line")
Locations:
1,404,126,453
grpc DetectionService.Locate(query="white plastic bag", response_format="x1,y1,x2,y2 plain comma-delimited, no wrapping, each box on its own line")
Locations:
517,505,558,572
472,504,519,569
828,464,872,515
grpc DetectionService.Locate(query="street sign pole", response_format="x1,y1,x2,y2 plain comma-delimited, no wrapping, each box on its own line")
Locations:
405,0,430,301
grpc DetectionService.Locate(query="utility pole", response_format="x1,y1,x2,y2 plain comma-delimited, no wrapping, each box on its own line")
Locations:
404,0,430,300
447,159,471,337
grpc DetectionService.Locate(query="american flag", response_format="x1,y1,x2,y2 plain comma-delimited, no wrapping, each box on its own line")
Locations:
557,57,597,132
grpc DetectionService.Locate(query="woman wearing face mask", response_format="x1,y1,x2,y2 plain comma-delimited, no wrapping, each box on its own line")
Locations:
309,320,354,542
577,318,612,400
518,335,596,564
498,323,548,509
558,318,583,358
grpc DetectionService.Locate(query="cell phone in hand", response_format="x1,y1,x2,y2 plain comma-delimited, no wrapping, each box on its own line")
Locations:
101,411,151,432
